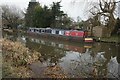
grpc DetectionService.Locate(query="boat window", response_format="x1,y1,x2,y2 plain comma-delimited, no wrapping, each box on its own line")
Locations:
42,30,45,33
45,30,47,33
46,29,51,33
39,29,41,33
48,29,51,33
34,29,36,32
56,30,59,34
50,30,52,33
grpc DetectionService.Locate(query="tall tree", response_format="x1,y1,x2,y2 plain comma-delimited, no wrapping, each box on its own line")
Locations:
87,0,117,37
41,5,53,28
32,5,43,28
25,1,39,27
99,0,116,37
33,5,53,28
51,1,65,28
25,1,70,29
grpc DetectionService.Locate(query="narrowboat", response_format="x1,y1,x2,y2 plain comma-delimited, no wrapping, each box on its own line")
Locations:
27,28,94,43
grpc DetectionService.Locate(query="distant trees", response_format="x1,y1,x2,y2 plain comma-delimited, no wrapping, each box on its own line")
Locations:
1,5,23,30
25,1,72,29
60,15,73,29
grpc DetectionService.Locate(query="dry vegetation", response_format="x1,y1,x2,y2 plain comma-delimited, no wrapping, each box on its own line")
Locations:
2,38,41,78
43,65,67,78
2,38,67,78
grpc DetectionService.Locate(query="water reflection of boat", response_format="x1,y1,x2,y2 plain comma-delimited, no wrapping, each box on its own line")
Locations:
28,37,93,53
64,45,86,53
84,45,92,49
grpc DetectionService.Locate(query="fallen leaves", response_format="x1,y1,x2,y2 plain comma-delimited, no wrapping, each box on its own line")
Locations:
2,38,41,78
44,65,67,78
2,39,41,66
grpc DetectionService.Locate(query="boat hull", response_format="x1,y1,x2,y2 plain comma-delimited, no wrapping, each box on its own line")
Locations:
27,31,93,43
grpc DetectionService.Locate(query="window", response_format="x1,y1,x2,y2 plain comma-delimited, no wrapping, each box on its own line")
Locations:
39,29,41,33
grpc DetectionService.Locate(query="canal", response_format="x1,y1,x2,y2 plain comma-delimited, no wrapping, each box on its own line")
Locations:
3,31,120,78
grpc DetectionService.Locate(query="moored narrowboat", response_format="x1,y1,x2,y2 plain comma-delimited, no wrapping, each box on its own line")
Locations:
27,28,94,43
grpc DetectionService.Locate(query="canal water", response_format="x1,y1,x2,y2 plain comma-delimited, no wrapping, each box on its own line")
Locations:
3,31,120,78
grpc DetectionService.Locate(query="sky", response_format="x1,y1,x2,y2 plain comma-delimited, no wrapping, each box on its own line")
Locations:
0,0,119,21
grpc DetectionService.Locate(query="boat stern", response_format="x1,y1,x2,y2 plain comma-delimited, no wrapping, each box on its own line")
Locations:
84,38,94,43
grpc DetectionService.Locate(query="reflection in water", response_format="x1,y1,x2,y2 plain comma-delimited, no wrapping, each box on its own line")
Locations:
3,31,120,78
27,37,88,53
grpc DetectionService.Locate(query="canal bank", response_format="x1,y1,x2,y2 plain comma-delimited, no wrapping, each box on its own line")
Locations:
2,39,41,78
2,31,120,78
2,38,67,78
94,35,120,44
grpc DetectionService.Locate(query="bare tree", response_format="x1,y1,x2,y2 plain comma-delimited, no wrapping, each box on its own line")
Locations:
1,4,23,30
87,0,118,37
99,0,116,36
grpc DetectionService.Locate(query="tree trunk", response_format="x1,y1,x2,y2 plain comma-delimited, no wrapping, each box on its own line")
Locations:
106,13,116,37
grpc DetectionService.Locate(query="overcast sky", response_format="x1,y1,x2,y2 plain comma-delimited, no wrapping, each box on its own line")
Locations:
0,0,119,20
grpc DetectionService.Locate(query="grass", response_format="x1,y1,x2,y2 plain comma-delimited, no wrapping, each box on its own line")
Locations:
94,35,120,43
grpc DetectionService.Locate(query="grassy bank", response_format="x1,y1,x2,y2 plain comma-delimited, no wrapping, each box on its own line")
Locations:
2,39,41,78
94,35,120,43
